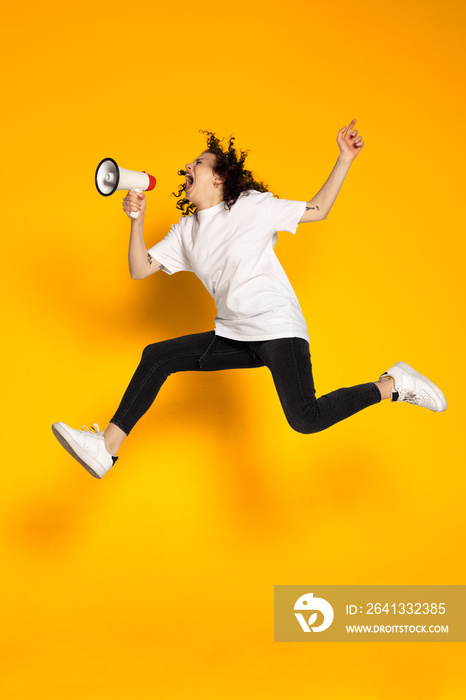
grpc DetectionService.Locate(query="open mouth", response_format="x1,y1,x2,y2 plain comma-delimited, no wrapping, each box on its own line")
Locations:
186,174,194,190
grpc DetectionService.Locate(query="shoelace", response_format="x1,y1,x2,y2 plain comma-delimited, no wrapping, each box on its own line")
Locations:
397,388,418,404
396,387,434,409
82,423,117,460
82,423,103,436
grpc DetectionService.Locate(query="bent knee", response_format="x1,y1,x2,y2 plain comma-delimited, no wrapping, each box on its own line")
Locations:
286,408,326,435
290,421,324,435
141,342,167,360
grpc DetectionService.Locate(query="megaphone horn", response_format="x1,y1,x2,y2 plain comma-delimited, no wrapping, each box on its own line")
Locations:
95,157,156,218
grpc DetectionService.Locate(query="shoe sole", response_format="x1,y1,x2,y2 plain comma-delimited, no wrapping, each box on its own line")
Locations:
393,361,447,412
52,423,103,478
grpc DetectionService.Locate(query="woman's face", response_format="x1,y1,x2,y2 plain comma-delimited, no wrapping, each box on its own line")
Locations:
184,151,223,201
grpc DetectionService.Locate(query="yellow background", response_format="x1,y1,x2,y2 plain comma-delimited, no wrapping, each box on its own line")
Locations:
1,0,465,697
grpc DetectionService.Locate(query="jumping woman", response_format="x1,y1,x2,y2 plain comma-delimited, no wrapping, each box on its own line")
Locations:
52,119,447,479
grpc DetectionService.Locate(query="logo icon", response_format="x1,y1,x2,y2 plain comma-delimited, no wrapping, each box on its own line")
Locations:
294,592,334,632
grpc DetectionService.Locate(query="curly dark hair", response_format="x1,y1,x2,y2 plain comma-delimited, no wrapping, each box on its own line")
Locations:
170,129,278,217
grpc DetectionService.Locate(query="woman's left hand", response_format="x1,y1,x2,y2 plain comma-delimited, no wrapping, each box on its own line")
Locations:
337,118,364,162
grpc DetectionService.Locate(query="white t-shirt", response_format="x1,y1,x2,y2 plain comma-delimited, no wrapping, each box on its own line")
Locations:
147,190,309,342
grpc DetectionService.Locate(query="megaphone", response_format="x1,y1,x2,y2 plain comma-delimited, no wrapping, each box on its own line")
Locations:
95,157,156,219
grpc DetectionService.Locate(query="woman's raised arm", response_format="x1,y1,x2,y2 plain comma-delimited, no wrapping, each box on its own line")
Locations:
123,190,162,279
298,118,364,224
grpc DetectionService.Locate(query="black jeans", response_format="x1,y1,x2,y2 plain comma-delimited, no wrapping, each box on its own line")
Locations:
109,331,381,437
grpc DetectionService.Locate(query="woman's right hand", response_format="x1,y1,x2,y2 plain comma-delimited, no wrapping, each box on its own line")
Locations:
122,190,146,222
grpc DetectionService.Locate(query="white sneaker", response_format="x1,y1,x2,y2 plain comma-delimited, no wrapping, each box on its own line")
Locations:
379,361,447,412
52,422,118,478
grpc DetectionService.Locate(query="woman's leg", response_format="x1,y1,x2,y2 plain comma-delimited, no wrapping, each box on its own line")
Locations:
375,376,395,399
103,423,127,456
104,332,264,453
248,337,384,434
